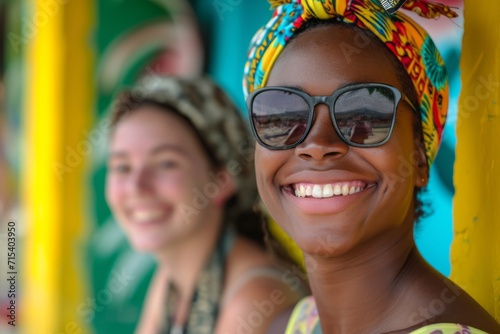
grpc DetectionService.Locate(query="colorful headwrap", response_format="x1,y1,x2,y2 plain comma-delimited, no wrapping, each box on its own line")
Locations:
243,0,458,166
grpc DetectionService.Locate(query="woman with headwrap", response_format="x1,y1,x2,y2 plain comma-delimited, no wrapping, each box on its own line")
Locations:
105,75,305,334
243,0,500,332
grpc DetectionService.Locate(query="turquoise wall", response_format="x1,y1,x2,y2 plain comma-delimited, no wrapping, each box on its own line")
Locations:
191,0,270,109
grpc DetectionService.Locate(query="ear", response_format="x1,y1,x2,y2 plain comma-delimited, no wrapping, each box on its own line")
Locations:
212,168,236,208
414,140,429,188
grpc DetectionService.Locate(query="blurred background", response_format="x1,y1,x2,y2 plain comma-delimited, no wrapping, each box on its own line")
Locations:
0,0,498,333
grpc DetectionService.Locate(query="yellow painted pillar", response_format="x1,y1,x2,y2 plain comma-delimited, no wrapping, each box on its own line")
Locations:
451,0,500,322
22,0,94,333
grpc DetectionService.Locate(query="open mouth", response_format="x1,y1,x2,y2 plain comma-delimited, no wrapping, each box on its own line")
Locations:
290,181,369,198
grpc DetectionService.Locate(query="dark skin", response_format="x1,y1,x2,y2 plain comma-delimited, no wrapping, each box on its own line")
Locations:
256,25,500,333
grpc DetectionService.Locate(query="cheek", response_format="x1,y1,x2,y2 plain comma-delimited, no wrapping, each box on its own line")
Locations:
255,146,290,219
376,143,417,191
381,153,415,200
379,114,420,179
105,175,124,208
168,168,216,206
157,173,193,199
372,135,419,219
254,146,278,195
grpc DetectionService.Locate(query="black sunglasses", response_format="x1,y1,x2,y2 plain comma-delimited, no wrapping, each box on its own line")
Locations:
246,83,416,150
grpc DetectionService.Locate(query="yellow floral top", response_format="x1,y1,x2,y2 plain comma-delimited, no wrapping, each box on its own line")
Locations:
285,297,489,334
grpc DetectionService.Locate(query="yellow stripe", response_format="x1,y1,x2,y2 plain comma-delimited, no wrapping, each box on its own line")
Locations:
22,0,94,332
23,0,63,331
332,0,347,15
451,0,500,322
302,0,332,19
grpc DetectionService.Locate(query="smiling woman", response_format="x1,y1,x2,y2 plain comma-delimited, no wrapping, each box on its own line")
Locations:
105,76,305,334
242,0,500,333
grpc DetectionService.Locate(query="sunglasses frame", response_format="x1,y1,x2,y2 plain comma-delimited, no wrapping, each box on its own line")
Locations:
246,83,417,150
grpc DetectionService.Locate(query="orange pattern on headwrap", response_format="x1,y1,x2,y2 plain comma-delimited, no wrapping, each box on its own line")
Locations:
243,0,458,166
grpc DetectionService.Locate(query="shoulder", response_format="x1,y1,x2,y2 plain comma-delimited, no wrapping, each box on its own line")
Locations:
409,324,490,334
438,279,500,331
406,275,500,333
223,235,304,294
215,236,305,334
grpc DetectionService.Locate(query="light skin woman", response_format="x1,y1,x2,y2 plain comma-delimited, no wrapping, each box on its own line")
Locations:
243,1,500,332
106,77,303,334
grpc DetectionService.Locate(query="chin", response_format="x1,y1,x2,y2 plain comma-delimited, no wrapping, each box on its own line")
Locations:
299,234,353,257
129,236,168,253
286,218,360,258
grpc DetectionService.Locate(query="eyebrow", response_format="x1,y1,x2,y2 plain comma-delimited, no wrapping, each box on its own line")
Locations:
109,144,190,159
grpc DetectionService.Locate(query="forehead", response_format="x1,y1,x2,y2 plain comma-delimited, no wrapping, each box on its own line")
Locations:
110,106,203,154
267,24,402,94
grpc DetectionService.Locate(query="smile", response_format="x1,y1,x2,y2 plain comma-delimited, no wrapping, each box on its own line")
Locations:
131,209,165,223
292,182,367,198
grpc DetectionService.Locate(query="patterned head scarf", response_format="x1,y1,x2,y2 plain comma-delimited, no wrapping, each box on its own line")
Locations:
243,0,458,166
112,75,257,213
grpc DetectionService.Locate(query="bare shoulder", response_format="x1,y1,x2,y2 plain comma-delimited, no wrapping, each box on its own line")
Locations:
408,276,500,333
432,279,500,332
214,236,304,334
225,236,274,273
223,236,305,298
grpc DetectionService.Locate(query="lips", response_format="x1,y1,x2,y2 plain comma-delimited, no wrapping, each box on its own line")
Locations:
292,181,368,198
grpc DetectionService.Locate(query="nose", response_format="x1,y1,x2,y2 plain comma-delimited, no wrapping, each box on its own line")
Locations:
295,104,349,161
127,166,154,196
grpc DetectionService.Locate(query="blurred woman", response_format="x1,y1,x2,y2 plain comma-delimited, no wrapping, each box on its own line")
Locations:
106,75,304,334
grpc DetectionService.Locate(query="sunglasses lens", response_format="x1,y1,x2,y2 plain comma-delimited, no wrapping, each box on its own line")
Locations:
251,90,309,148
334,87,396,145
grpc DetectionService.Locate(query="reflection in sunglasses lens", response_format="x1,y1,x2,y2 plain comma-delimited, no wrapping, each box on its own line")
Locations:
335,87,395,145
252,90,309,147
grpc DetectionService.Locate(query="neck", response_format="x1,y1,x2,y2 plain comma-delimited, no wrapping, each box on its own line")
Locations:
155,208,225,302
305,226,426,333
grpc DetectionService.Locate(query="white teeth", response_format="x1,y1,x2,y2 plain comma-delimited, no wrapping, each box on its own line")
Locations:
323,184,334,197
294,183,365,198
341,184,349,196
305,186,312,196
300,185,306,197
133,210,163,223
312,185,323,198
333,184,342,195
349,186,356,195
